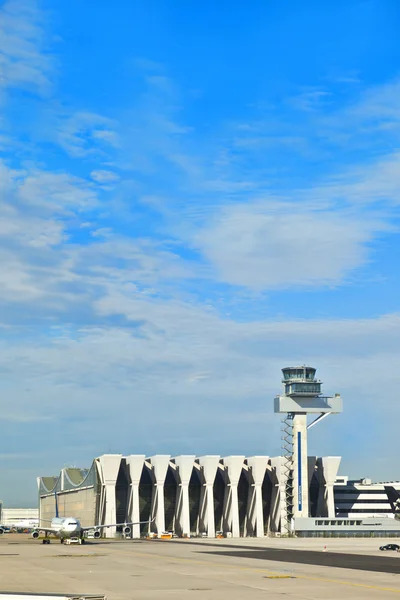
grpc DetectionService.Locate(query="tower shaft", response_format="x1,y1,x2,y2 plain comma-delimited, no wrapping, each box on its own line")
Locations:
292,414,308,519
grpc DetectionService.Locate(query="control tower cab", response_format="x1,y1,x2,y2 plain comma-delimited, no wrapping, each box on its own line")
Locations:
275,366,342,414
282,366,321,397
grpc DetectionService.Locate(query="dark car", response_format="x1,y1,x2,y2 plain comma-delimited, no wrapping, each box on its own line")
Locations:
379,544,400,551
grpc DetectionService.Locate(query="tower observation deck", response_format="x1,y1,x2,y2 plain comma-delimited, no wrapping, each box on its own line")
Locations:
274,365,343,535
275,366,342,414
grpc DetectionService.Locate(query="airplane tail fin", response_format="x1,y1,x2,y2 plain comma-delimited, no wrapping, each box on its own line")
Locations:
54,491,59,518
385,486,400,516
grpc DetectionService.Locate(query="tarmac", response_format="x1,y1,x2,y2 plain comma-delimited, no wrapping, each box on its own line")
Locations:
0,534,400,599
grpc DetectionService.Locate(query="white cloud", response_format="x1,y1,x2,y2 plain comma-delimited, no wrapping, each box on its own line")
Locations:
56,112,119,157
90,169,120,184
195,202,381,289
345,79,400,128
311,151,400,206
0,159,195,309
288,88,331,112
91,128,119,146
0,0,53,95
0,155,399,483
0,160,101,302
2,23,400,496
1,307,400,482
18,169,98,212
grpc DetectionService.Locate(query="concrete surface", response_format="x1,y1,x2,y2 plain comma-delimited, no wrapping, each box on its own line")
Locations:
0,534,400,599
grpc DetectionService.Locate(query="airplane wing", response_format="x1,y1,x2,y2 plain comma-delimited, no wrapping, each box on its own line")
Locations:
32,526,60,535
82,518,154,532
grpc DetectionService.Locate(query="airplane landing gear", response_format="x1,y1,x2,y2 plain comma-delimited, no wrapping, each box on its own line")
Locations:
42,538,51,544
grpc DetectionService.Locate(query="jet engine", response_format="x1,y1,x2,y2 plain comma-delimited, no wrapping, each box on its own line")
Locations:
93,530,101,539
123,526,131,536
0,528,4,535
32,531,40,539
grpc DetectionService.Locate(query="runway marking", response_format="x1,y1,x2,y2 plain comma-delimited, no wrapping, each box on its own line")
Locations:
51,553,108,558
264,575,295,579
121,549,400,595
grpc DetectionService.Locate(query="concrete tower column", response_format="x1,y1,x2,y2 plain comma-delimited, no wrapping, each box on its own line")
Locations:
198,456,220,538
149,455,170,537
292,414,309,518
321,456,341,517
126,455,145,538
246,456,268,537
222,456,245,537
173,455,195,537
98,454,122,538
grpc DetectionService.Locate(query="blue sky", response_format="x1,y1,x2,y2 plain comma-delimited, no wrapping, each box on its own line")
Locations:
1,0,400,506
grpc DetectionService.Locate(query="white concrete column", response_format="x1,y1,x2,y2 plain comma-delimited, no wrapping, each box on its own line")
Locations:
198,456,220,538
246,456,268,537
292,414,308,518
126,455,145,539
321,456,341,518
269,457,283,533
173,455,195,537
98,454,122,538
222,456,245,538
149,455,170,537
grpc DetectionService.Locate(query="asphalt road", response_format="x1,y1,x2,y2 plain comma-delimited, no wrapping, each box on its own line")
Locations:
188,542,400,574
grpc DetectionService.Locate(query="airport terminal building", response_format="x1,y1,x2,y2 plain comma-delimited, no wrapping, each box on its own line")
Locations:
38,367,400,538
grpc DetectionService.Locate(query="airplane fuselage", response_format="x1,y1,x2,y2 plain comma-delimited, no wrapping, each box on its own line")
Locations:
50,517,82,538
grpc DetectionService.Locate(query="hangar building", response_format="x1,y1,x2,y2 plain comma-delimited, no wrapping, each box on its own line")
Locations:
38,454,400,538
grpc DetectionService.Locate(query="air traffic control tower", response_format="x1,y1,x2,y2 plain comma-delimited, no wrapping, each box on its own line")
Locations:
274,366,342,534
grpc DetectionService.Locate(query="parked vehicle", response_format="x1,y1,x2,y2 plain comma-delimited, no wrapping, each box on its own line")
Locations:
379,544,400,551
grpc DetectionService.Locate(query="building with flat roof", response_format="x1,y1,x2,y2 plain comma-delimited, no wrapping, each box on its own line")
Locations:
1,508,39,528
333,477,400,519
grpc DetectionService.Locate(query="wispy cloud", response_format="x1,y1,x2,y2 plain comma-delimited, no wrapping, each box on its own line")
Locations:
0,0,54,96
288,88,332,112
309,151,400,207
56,111,119,157
194,201,385,289
90,169,120,184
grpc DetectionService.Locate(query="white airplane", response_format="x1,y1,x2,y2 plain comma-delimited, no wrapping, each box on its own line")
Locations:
32,516,151,544
0,519,39,534
9,519,39,530
30,493,152,544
